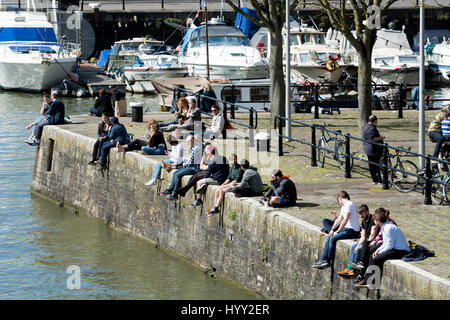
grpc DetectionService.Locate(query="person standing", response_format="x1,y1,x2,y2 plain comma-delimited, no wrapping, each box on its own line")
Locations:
363,115,385,184
312,190,361,269
385,81,399,110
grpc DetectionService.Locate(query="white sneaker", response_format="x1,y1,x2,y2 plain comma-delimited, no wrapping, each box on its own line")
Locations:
145,178,157,186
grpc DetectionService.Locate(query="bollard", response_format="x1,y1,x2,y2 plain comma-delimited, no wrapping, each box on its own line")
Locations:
424,157,432,205
345,134,351,178
311,125,317,167
278,116,283,156
314,84,319,119
222,101,227,139
249,108,255,148
382,145,389,190
398,83,404,119
230,85,236,119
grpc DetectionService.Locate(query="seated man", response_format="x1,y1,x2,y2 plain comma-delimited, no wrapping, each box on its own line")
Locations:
203,105,224,140
190,146,229,208
428,103,450,166
162,97,202,136
231,159,263,198
206,154,243,216
354,209,410,289
33,93,66,145
261,169,297,208
312,191,361,269
96,117,130,170
163,135,204,200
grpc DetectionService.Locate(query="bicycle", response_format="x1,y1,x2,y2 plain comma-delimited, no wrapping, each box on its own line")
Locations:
317,124,353,171
385,147,420,193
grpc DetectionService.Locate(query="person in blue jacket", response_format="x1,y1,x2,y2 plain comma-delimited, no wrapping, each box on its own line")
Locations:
33,93,66,145
96,116,130,170
200,83,217,113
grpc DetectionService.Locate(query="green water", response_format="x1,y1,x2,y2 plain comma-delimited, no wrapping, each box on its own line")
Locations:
0,91,260,300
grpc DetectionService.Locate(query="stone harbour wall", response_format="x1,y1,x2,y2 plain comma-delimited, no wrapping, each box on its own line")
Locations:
31,125,450,300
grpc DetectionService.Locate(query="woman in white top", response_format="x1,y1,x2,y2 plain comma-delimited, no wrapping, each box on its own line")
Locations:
145,135,184,186
203,105,225,139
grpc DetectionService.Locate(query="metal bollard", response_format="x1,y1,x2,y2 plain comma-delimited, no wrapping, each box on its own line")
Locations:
311,125,317,167
424,157,432,205
230,85,236,119
314,84,319,119
345,134,351,178
222,101,227,139
382,145,389,190
278,116,283,156
398,83,404,119
249,108,255,148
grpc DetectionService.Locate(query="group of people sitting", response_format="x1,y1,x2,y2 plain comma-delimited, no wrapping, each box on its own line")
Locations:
25,92,66,146
312,190,410,289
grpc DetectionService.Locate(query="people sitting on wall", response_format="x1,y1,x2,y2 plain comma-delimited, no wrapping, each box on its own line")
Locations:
162,97,202,140
173,142,213,197
203,105,225,140
206,154,244,216
145,135,184,186
200,82,217,113
190,145,229,208
312,190,361,269
25,93,51,145
354,208,410,289
337,205,377,279
32,93,66,146
116,121,167,155
230,159,263,198
88,113,110,166
96,116,130,170
161,97,189,128
89,88,114,117
162,135,204,200
260,169,297,208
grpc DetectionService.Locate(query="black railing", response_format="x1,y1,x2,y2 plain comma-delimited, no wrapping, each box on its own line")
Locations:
274,115,450,205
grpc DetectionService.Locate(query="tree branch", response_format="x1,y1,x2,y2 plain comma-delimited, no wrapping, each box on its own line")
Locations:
223,0,266,27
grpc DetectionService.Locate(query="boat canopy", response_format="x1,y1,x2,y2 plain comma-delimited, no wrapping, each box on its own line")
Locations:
9,45,56,53
0,27,57,43
234,7,260,40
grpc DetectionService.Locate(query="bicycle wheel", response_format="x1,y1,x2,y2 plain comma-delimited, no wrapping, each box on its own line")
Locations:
335,141,353,171
443,176,450,204
430,174,445,205
391,160,419,193
317,138,327,168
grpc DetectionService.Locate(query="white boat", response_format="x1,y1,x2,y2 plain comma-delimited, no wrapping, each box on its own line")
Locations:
178,18,268,80
0,7,78,92
108,38,187,93
340,28,420,85
426,37,450,84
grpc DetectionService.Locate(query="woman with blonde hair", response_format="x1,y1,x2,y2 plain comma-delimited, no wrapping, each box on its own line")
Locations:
116,120,166,154
200,82,217,113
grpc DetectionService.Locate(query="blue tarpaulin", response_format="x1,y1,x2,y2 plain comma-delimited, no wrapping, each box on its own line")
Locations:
234,8,260,40
97,49,112,68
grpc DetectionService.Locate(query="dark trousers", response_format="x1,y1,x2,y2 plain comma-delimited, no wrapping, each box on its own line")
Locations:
322,219,335,233
89,107,101,117
92,139,105,161
232,186,262,197
126,139,148,152
35,119,50,141
363,248,409,280
367,154,382,183
360,242,382,275
176,170,208,197
429,131,444,158
100,141,115,166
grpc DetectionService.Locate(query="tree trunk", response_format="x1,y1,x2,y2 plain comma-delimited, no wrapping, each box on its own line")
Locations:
269,28,285,126
357,52,372,143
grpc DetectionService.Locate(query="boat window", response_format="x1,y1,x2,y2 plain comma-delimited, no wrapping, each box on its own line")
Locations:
317,52,328,61
250,87,270,101
301,34,311,44
398,56,417,63
198,36,251,47
374,57,394,65
299,53,311,63
289,35,299,46
314,35,325,45
291,53,299,63
221,88,242,103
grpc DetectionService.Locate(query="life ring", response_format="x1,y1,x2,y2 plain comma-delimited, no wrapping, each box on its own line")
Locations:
326,59,340,71
328,53,341,61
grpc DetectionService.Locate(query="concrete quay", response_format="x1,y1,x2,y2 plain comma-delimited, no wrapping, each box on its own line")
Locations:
30,113,450,300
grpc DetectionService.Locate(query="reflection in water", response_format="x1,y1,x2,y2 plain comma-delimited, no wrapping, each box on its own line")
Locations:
0,91,260,300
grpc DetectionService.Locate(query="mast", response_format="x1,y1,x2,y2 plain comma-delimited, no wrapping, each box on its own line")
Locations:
204,0,210,80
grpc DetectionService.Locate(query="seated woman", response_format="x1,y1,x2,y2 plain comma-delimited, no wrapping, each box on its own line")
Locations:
116,121,166,155
203,105,224,140
88,113,110,165
89,88,114,117
145,135,184,186
25,93,51,145
162,97,202,137
160,97,189,127
200,82,217,113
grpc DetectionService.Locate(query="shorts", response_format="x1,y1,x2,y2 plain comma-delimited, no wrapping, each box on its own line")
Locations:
203,178,221,186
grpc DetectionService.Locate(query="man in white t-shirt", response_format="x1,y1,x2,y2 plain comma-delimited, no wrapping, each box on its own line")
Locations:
312,190,361,269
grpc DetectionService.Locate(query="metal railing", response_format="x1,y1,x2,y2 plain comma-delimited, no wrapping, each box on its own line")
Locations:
274,115,450,205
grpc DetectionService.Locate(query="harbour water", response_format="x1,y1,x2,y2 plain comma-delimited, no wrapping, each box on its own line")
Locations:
0,92,260,300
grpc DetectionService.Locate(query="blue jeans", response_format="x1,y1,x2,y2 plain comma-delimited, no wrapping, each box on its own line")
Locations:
33,115,46,135
349,242,362,264
320,228,360,263
168,166,196,192
100,141,115,165
152,160,174,179
160,120,178,127
89,107,101,116
322,219,335,233
141,145,166,155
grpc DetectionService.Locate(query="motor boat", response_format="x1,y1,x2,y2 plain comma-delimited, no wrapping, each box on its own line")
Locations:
105,38,187,93
426,37,450,84
178,18,268,80
0,6,78,92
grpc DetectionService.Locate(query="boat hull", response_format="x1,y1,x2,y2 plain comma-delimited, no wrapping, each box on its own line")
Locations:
372,67,419,85
123,67,187,93
185,63,268,80
290,65,347,83
0,59,76,92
